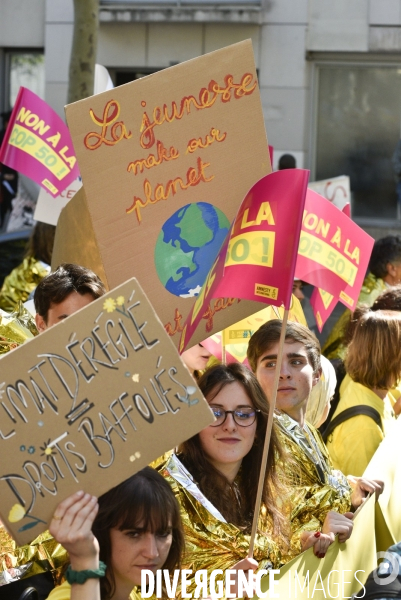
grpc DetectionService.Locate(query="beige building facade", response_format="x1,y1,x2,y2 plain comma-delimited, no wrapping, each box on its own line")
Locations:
1,0,401,230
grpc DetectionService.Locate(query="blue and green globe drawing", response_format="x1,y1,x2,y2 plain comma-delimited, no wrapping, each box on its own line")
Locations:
154,202,230,298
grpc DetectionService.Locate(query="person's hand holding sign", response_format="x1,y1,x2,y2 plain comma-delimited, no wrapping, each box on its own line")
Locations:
347,475,384,506
301,510,354,558
50,491,101,600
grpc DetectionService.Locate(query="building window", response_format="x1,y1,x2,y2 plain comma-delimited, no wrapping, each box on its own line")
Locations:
313,62,401,221
6,51,45,109
110,67,163,87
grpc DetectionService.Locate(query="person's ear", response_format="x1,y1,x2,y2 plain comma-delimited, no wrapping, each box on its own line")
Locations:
35,313,47,333
311,367,322,388
387,262,396,277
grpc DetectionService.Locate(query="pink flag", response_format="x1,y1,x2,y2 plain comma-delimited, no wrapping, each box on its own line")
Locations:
295,189,374,311
0,88,79,197
310,287,336,332
179,169,309,352
308,201,355,332
342,203,351,219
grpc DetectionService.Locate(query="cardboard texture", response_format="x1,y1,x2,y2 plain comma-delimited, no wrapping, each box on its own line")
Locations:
61,40,272,349
51,187,108,287
0,278,214,545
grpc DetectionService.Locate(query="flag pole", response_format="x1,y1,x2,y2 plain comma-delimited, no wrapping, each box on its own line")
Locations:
247,308,289,558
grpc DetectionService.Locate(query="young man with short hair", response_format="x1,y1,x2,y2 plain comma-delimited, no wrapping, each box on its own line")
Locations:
247,320,383,559
34,263,106,332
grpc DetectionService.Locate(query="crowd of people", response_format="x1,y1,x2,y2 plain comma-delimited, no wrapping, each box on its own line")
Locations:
1,235,401,599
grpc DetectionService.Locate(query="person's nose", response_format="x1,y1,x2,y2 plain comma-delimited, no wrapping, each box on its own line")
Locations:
141,533,160,559
222,412,237,432
279,360,291,379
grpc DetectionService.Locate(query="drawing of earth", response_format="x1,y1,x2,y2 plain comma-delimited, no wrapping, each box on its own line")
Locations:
154,202,230,298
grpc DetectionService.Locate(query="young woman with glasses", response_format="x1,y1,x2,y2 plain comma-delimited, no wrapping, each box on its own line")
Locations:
158,362,305,597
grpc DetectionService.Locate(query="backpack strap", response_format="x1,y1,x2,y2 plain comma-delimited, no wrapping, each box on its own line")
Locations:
322,405,382,443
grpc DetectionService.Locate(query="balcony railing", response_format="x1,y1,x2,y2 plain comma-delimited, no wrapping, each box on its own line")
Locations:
100,0,262,23
100,1,261,4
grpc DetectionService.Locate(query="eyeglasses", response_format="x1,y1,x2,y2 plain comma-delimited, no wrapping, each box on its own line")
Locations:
209,406,260,427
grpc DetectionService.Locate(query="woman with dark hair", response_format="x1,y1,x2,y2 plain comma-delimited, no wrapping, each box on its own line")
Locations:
46,467,184,600
158,363,326,597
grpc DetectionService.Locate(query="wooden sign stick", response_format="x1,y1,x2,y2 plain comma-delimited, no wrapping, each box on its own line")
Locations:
248,309,289,558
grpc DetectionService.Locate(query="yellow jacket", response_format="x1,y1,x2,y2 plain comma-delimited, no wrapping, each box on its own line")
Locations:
326,377,396,476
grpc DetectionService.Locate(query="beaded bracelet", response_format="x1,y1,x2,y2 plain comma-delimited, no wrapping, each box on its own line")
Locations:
66,561,107,585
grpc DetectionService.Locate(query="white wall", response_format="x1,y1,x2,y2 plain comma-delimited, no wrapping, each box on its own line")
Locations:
44,2,260,118
307,0,369,51
258,0,309,167
0,0,45,46
44,0,73,118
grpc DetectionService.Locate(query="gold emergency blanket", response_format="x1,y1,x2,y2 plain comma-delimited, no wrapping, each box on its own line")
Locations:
0,301,38,355
322,272,387,360
0,526,68,583
274,413,352,561
0,257,50,313
158,454,282,596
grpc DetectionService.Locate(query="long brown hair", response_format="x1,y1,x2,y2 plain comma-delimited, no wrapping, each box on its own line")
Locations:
345,285,401,346
345,309,401,390
92,467,184,600
179,363,289,541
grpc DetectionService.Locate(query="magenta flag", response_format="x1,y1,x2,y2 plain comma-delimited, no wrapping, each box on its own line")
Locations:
295,189,374,311
0,88,79,197
179,169,309,352
342,203,351,219
310,287,337,332
308,201,357,332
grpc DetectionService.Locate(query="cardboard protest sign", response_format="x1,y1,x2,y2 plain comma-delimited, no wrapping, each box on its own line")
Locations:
308,175,350,211
178,169,309,351
51,187,108,286
295,189,374,311
34,177,82,226
258,494,376,600
60,41,274,350
0,88,79,197
0,278,214,545
201,295,307,365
